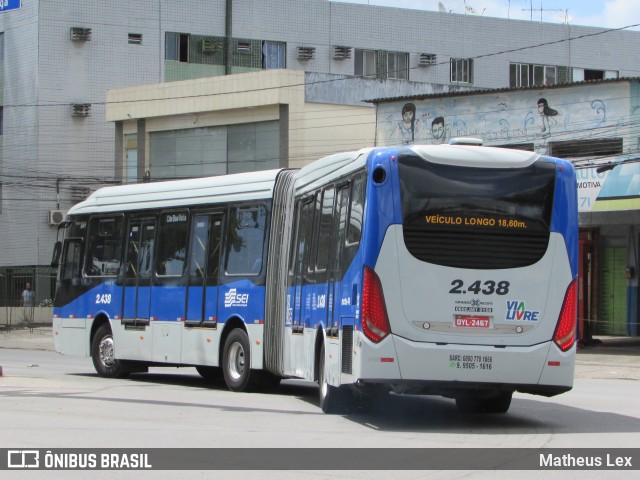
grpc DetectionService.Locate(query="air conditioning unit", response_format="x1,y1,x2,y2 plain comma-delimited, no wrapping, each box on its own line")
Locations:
70,27,92,42
419,53,437,66
297,46,316,60
49,210,67,226
72,104,91,117
202,38,222,54
332,46,352,60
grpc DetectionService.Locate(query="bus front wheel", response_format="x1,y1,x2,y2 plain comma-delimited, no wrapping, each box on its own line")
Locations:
91,324,129,378
222,329,263,392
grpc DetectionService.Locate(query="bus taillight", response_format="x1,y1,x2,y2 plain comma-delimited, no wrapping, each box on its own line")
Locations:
553,278,577,352
362,266,391,343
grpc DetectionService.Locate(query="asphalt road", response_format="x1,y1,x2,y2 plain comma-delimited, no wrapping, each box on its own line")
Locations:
1,327,640,480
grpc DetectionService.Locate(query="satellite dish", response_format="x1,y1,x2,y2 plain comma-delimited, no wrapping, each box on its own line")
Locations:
438,2,447,13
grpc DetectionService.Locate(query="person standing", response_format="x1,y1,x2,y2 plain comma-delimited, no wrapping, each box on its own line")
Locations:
21,282,34,308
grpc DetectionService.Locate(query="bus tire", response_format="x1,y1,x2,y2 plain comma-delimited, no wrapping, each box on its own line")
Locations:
91,324,129,378
455,391,512,414
196,366,223,382
318,344,352,413
222,329,263,392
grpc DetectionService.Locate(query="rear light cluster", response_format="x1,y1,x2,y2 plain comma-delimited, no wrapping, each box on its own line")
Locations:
553,278,577,352
361,266,391,343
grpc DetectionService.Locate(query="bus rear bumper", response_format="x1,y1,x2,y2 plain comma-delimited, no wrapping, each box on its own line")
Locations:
353,333,575,397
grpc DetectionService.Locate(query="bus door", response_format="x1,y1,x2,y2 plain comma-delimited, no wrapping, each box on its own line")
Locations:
122,218,156,325
185,213,223,327
315,187,336,332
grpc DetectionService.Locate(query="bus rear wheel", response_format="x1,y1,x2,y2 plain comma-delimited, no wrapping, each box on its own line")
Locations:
455,391,512,414
91,324,129,378
318,344,352,413
222,329,264,392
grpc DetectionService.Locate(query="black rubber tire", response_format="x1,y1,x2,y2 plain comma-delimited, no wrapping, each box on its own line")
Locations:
222,329,264,392
455,391,512,414
91,323,129,378
318,344,352,413
196,365,224,382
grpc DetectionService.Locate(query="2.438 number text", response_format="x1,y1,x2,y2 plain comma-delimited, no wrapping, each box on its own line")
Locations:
449,279,510,295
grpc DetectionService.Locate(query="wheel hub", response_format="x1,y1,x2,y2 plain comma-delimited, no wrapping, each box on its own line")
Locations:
99,337,115,367
228,342,245,380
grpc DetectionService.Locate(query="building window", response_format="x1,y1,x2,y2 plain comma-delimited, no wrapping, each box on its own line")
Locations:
387,51,409,80
165,32,189,62
450,58,473,83
549,138,623,160
262,41,286,69
355,49,377,77
510,63,571,87
125,134,137,183
149,121,280,180
128,33,142,45
0,32,4,61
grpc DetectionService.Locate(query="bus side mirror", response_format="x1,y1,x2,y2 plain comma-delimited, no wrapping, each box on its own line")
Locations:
51,241,62,268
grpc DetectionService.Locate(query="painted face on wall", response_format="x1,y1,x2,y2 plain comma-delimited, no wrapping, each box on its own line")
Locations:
402,110,414,124
432,122,445,138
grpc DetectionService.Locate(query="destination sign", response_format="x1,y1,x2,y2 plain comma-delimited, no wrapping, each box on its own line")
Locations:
424,214,529,230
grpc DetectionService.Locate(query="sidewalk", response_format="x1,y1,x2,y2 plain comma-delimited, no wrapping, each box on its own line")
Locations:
1,326,639,380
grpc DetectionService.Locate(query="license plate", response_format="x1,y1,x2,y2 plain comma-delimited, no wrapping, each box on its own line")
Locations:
454,315,491,328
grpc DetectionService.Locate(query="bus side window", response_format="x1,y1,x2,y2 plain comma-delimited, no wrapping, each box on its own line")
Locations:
293,199,312,278
61,239,83,281
316,187,335,273
333,185,349,274
157,211,189,277
307,192,321,275
300,198,316,280
225,205,266,276
86,217,124,277
288,200,301,278
344,174,366,268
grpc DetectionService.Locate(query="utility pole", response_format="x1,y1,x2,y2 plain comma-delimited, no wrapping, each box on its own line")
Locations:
225,0,233,75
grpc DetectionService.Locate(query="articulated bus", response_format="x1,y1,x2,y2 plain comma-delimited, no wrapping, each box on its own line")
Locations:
52,141,578,413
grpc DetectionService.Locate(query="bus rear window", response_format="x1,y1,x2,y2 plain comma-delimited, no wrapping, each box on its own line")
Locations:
398,153,556,269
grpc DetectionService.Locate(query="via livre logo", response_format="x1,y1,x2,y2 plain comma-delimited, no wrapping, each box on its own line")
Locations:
505,300,540,321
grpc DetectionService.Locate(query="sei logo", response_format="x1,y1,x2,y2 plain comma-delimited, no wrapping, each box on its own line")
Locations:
224,288,249,308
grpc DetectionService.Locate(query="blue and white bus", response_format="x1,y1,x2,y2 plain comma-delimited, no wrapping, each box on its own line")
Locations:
52,141,578,413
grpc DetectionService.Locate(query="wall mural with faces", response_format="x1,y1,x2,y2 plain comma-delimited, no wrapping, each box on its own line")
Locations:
375,82,640,212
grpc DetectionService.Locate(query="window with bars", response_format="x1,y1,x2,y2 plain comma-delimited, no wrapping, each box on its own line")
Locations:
387,51,409,80
165,32,189,62
510,63,570,87
450,58,473,83
354,49,377,77
262,41,286,69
